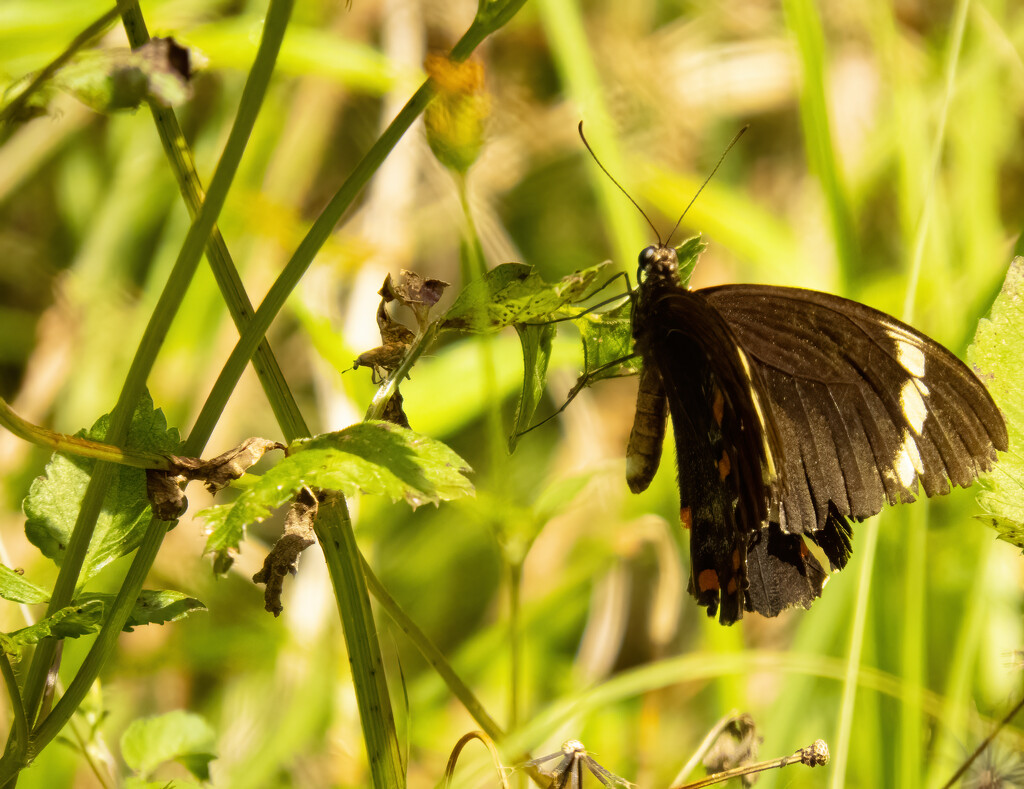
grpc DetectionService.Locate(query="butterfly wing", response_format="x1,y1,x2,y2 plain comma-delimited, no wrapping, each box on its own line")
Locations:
639,286,783,623
702,284,1007,553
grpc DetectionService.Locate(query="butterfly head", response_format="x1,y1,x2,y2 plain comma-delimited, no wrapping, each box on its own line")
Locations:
638,244,680,287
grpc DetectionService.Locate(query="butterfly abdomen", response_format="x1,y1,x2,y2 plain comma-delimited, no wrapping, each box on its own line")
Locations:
626,365,669,494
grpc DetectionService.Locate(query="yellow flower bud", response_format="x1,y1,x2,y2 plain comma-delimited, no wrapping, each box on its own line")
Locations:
424,54,490,175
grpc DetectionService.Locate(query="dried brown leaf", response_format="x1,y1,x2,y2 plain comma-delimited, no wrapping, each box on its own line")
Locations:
252,488,320,616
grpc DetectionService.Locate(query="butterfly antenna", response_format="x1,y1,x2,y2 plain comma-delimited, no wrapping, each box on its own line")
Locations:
578,121,662,244
664,124,750,247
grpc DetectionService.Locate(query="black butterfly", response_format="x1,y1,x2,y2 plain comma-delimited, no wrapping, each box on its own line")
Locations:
627,241,1007,624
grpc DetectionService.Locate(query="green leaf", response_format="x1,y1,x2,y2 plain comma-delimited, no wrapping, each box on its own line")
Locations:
121,710,216,781
968,257,1024,549
198,421,474,556
24,391,181,587
508,322,555,452
441,262,611,333
77,590,206,632
0,600,105,659
0,565,50,604
573,298,639,385
56,38,192,113
563,236,705,396
675,234,707,287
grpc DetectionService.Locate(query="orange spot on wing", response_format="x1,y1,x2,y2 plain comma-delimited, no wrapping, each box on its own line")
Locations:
698,569,719,592
712,387,724,426
799,538,809,558
718,450,731,480
726,576,738,594
680,507,692,530
732,549,741,570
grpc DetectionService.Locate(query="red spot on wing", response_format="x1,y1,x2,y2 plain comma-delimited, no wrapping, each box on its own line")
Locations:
680,507,692,530
712,387,724,426
698,569,720,592
718,450,731,480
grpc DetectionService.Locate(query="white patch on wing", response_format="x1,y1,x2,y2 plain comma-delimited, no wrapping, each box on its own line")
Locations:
894,431,923,487
892,335,926,378
900,378,928,434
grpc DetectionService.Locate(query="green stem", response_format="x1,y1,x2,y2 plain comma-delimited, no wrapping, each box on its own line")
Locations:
457,175,487,283
0,397,171,470
898,504,926,788
508,562,522,735
365,324,439,422
0,657,26,766
119,7,307,443
828,516,881,789
781,0,859,290
313,507,404,788
362,558,504,740
31,520,168,754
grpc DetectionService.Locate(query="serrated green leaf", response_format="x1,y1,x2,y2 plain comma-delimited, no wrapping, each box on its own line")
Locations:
968,257,1024,549
198,421,474,556
441,262,611,333
508,322,555,452
0,565,50,604
24,391,181,587
78,590,206,632
121,710,216,780
1,600,105,658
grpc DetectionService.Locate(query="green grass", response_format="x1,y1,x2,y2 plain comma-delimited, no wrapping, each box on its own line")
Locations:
0,0,1021,787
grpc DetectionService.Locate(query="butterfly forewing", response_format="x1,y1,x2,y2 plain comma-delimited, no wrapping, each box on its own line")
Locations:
702,284,1008,537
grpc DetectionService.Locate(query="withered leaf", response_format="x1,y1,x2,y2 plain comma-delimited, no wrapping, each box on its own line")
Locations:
375,293,416,347
252,488,320,616
380,270,449,329
168,437,285,495
145,469,188,522
382,270,449,310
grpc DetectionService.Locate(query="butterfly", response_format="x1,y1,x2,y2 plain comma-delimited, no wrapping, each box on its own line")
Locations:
626,239,1007,624
568,124,1008,625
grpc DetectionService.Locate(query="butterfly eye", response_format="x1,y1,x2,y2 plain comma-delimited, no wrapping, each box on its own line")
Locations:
638,246,659,270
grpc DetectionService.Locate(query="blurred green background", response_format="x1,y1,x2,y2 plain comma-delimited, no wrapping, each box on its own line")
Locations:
1,0,1022,786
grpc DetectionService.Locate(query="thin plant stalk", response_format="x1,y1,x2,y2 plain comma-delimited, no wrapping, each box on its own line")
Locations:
828,516,881,789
